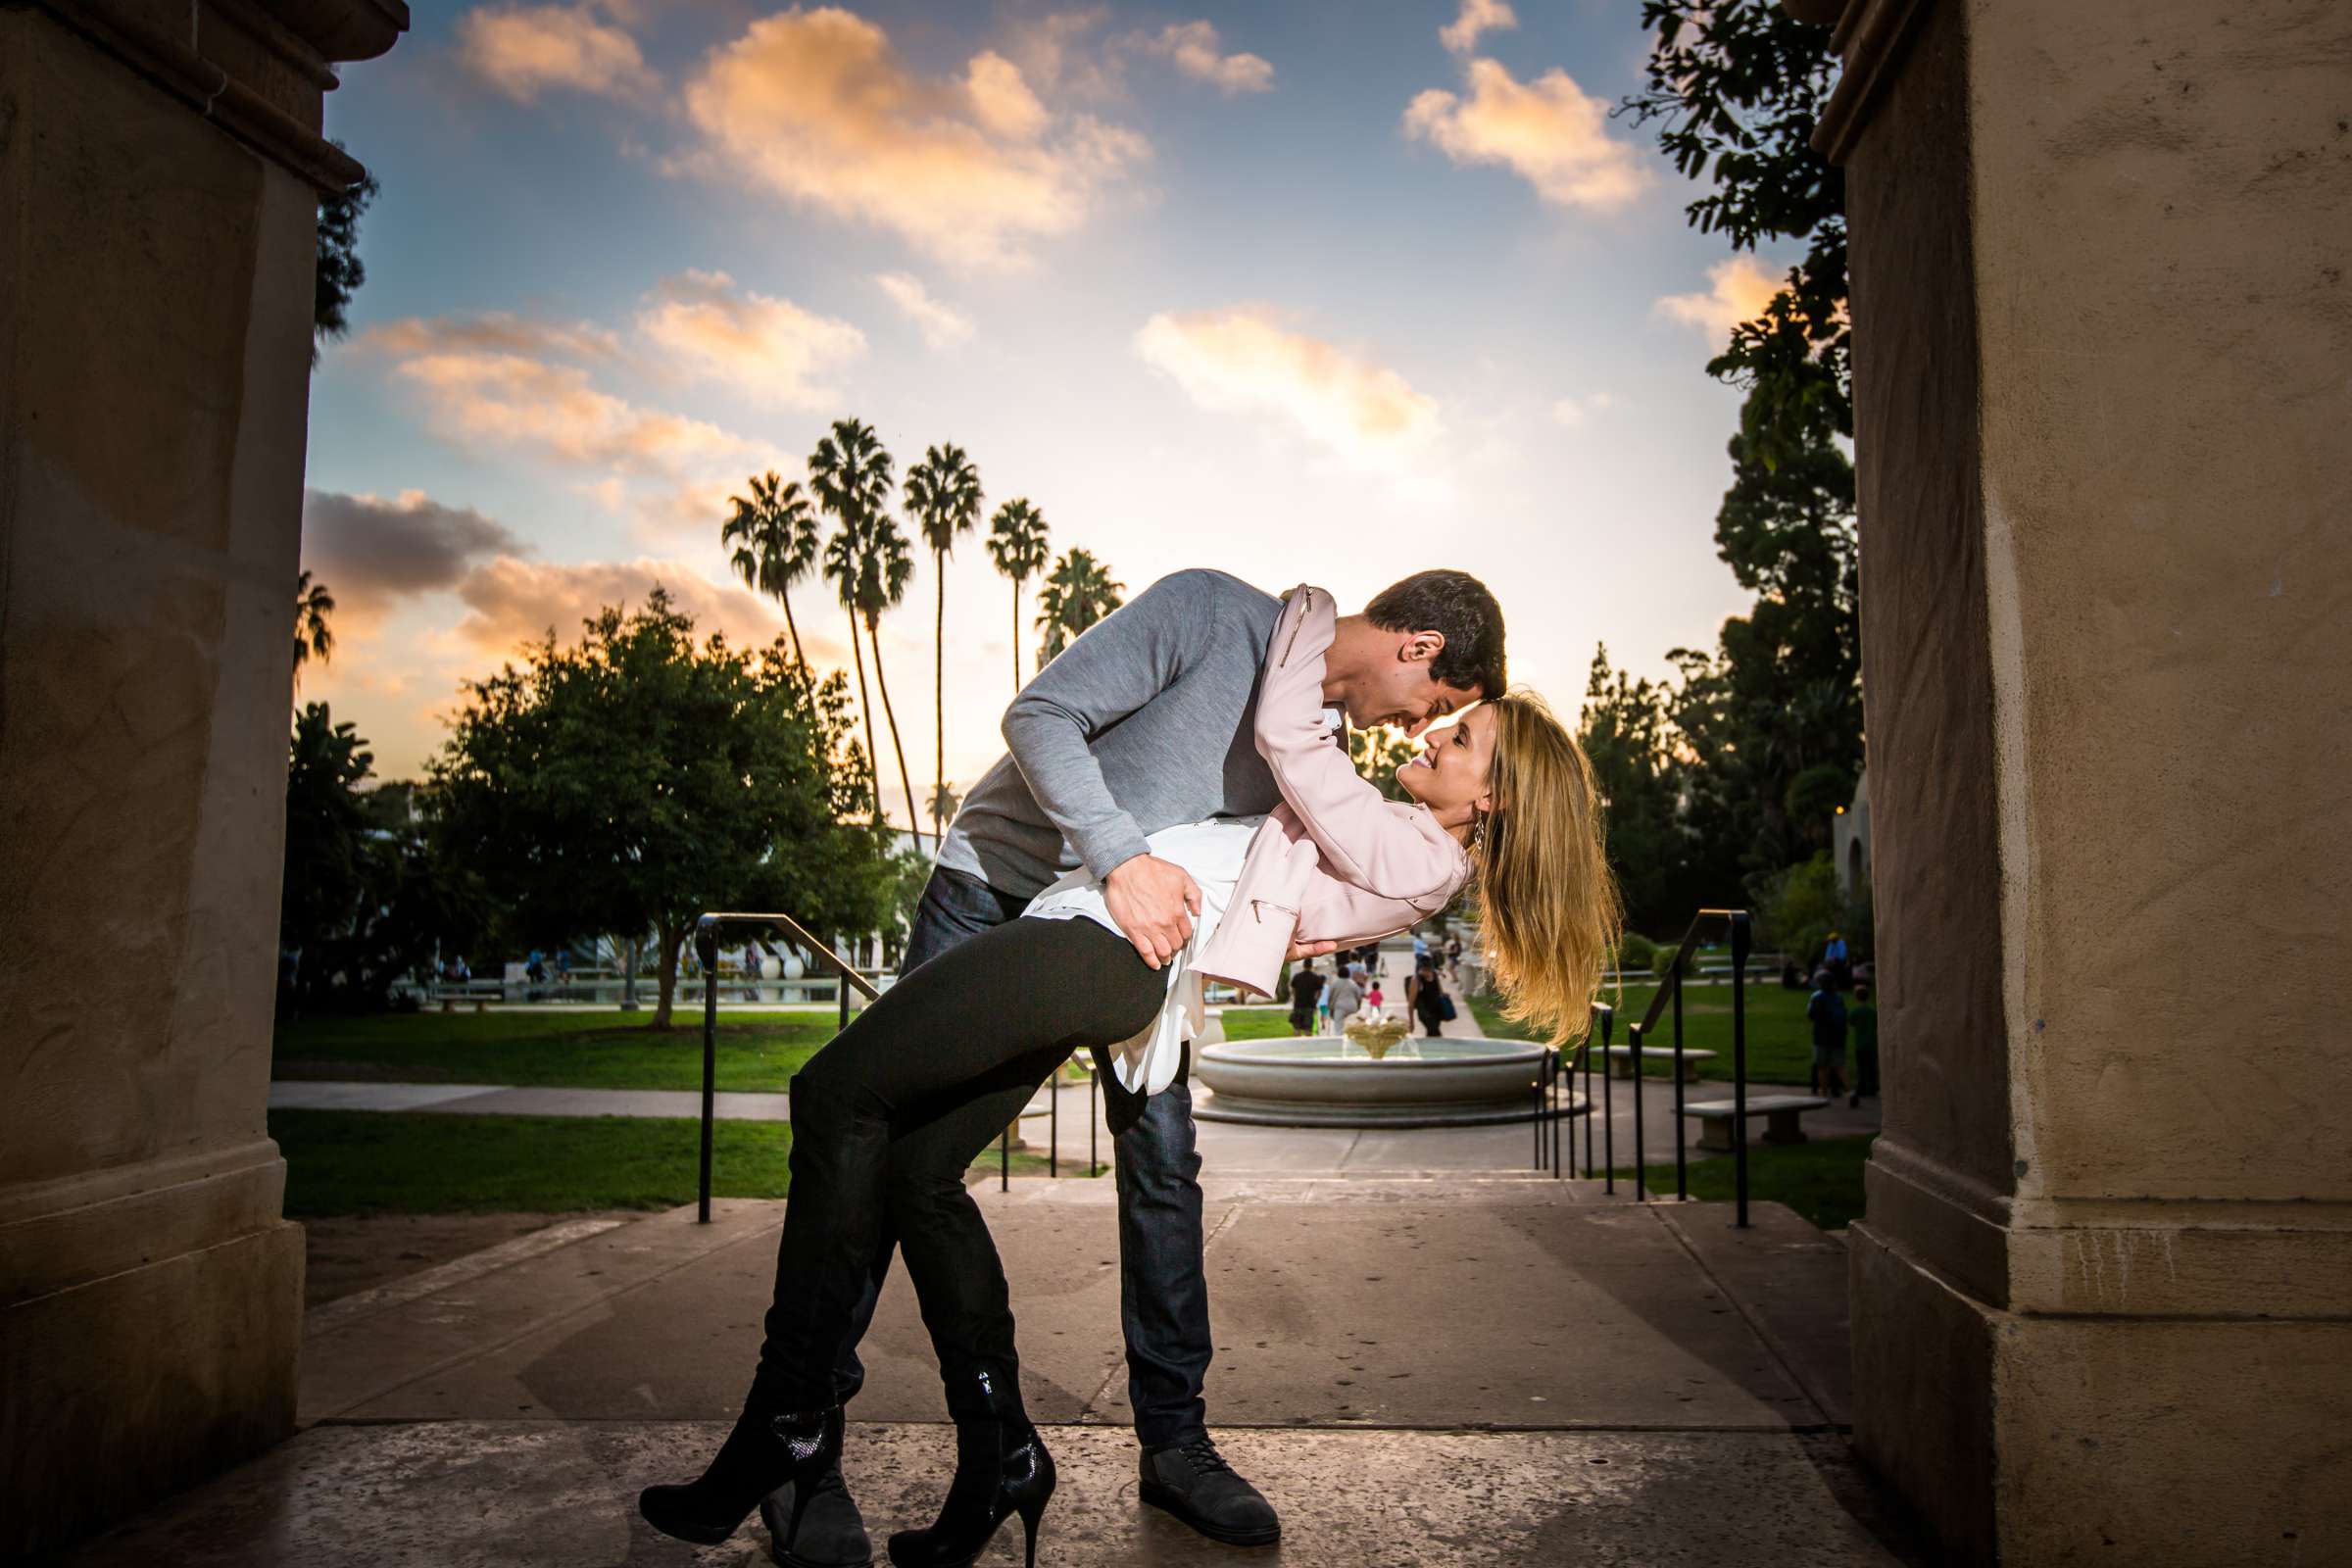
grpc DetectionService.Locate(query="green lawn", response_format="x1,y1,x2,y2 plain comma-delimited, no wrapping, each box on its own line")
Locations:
1605,1133,1874,1231
271,1109,795,1214
1219,1007,1294,1041
273,1009,834,1092
1472,979,1817,1086
1226,983,1814,1085
272,1109,1093,1215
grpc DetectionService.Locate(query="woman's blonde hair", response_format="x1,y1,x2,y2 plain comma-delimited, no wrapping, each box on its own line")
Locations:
1470,691,1622,1047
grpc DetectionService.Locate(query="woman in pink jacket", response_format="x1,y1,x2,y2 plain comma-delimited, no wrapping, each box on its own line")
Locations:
640,586,1621,1566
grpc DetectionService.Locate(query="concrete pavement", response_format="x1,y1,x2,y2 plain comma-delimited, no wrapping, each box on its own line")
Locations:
63,1178,1914,1565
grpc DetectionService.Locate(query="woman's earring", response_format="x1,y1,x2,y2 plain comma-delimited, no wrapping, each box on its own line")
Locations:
1470,813,1488,853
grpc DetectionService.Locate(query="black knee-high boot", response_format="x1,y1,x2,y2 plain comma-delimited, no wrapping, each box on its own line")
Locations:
639,1391,843,1547
886,1368,1055,1568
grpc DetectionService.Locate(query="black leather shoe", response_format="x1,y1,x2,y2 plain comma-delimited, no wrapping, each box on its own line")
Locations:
1139,1436,1280,1547
761,1466,873,1567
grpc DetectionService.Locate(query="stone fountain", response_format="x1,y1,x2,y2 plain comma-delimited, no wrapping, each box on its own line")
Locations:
1193,1027,1586,1128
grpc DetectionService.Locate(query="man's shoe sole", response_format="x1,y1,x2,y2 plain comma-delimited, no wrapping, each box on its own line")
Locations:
1139,1482,1282,1547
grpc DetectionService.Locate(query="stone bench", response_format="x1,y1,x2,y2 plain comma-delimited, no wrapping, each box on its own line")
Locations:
1680,1094,1831,1152
1602,1045,1718,1082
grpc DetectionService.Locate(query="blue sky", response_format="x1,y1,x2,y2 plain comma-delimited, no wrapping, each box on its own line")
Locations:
303,0,1789,823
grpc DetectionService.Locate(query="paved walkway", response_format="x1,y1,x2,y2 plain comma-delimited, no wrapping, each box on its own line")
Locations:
63,1173,1918,1565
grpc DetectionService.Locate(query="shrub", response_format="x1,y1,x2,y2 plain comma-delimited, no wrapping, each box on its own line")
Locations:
1616,931,1656,970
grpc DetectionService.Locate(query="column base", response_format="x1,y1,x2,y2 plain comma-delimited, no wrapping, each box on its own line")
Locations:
1851,1221,2352,1566
1,1218,304,1555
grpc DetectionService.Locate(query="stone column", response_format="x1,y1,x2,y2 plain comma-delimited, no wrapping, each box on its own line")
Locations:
0,1,404,1552
1816,0,2352,1561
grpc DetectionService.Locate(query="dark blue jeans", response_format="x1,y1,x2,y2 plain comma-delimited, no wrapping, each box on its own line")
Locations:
830,864,1212,1447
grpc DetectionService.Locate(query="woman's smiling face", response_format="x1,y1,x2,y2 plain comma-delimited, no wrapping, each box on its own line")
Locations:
1395,703,1496,827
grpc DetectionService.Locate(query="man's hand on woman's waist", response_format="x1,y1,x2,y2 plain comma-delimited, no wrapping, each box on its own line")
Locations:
1103,854,1201,970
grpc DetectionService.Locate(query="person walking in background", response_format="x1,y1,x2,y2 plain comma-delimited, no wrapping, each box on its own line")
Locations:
1324,965,1362,1026
1444,934,1462,979
1807,970,1849,1100
1412,958,1447,1038
1849,983,1880,1106
1288,958,1324,1037
1365,976,1386,1017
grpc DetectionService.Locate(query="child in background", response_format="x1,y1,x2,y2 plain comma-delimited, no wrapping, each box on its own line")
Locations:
1365,978,1386,1017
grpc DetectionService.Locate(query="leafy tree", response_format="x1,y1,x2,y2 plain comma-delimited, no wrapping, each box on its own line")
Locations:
721,470,822,708
1576,645,1688,932
314,150,378,364
429,590,898,1028
1035,548,1123,666
1785,761,1856,850
1348,725,1418,804
985,498,1050,692
1620,1,1863,913
904,443,984,843
809,419,897,828
279,707,486,1011
294,568,335,681
282,704,374,964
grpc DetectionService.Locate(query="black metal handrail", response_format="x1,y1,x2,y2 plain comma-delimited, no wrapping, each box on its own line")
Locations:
693,911,879,1223
1530,909,1756,1228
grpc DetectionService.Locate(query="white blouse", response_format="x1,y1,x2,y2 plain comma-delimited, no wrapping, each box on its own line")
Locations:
1022,815,1265,1098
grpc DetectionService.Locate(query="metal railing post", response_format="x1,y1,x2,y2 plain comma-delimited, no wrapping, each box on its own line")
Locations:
1672,960,1689,1202
1590,1004,1607,1178
1550,1047,1563,1178
1599,1005,1618,1189
1049,1062,1060,1179
696,920,719,1225
1000,1123,1009,1191
1731,911,1752,1229
1629,1020,1646,1200
1089,1064,1100,1178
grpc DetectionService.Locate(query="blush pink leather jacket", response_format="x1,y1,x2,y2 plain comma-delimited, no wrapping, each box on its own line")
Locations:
1192,585,1471,1001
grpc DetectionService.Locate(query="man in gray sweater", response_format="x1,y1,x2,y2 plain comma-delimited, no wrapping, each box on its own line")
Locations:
772,566,1505,1561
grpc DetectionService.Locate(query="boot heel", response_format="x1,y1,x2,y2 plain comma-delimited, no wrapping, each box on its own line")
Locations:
1018,1494,1047,1568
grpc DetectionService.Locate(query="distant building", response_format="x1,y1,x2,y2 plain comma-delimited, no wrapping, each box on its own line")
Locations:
1833,768,1871,898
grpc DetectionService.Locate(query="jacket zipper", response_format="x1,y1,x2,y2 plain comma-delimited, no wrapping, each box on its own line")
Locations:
1280,588,1311,667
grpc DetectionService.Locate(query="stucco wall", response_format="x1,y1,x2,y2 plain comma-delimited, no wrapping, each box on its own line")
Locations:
1968,0,2352,1207
0,3,399,1549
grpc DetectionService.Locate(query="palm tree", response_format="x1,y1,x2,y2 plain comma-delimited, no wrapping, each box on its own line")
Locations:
719,470,821,709
985,499,1051,694
1035,548,1124,667
809,418,898,829
854,515,920,851
294,569,335,682
904,444,984,844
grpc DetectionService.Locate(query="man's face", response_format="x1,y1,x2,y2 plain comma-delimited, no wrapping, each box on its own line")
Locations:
1344,660,1483,737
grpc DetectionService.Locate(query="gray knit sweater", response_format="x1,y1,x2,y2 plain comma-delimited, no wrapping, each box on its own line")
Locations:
935,569,1287,899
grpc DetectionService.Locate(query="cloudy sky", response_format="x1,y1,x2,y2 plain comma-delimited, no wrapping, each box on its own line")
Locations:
304,0,1789,823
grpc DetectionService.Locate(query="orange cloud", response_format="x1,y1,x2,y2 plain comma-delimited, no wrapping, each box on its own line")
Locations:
678,7,1148,269
1440,0,1517,55
1654,256,1785,337
1146,21,1273,94
1403,60,1648,212
1135,307,1439,472
636,270,865,408
363,316,782,479
459,4,656,102
450,557,863,662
